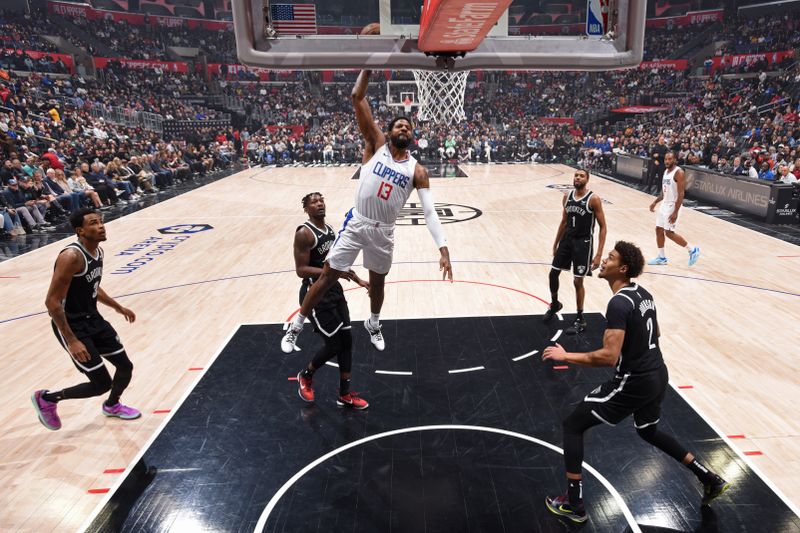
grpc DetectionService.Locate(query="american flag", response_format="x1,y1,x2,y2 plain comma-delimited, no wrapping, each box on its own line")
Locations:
270,3,317,35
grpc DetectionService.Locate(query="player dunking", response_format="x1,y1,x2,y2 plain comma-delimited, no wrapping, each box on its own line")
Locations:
543,169,607,334
293,192,370,409
32,208,140,431
281,30,453,354
648,152,700,266
542,241,729,523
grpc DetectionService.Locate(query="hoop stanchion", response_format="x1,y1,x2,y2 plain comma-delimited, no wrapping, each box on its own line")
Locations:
412,69,469,125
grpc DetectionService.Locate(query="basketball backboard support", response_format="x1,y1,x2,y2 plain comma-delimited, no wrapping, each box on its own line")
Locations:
231,0,645,72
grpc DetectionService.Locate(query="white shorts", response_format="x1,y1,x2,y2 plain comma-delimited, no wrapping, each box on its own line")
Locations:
655,202,678,231
327,208,395,275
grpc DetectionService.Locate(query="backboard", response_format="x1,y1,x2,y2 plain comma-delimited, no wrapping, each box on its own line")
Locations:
231,0,646,72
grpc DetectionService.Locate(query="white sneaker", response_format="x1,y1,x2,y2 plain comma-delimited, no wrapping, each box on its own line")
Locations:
281,328,300,354
364,319,385,351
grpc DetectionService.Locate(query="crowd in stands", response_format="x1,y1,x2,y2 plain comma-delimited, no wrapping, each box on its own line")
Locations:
2,7,800,238
714,12,800,56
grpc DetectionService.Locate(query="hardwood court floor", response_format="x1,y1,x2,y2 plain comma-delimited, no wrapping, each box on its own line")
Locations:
1,163,798,531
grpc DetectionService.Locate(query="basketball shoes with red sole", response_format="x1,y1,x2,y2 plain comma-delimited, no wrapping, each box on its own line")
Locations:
337,392,369,409
297,371,314,402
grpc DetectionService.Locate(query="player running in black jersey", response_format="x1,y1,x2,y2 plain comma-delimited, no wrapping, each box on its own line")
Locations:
32,208,140,431
293,192,370,409
541,241,729,523
543,169,607,334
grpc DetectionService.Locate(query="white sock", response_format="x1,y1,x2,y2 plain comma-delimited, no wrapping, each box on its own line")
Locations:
369,313,380,327
291,313,306,331
685,244,693,252
658,248,666,258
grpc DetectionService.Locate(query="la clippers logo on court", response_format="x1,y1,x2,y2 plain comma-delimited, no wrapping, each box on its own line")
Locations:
396,202,482,225
157,224,214,234
112,225,214,275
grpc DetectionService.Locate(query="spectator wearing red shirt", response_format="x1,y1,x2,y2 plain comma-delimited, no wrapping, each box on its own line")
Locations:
40,148,64,170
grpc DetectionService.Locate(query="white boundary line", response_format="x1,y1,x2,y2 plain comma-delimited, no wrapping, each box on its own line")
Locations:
670,385,800,517
75,324,243,533
512,350,538,362
252,424,642,533
325,361,339,368
448,366,485,374
375,370,413,376
550,330,563,342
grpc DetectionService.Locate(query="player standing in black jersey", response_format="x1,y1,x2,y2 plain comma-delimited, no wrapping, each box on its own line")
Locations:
293,192,370,409
32,208,140,431
541,241,730,523
543,169,607,334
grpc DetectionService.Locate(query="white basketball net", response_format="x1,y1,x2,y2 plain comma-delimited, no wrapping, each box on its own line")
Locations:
412,70,469,125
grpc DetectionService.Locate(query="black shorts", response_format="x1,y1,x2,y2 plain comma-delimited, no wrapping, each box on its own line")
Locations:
581,365,668,428
552,235,593,277
300,281,351,338
52,316,124,374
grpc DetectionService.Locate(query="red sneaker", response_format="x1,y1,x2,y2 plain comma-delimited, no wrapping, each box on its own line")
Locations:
297,371,314,402
337,392,369,410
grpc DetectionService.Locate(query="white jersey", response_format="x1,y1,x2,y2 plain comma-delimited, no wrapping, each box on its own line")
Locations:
662,165,681,204
355,144,417,224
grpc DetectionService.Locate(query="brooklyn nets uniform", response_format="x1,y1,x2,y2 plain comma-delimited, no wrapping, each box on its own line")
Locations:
51,241,124,373
582,283,668,428
327,143,418,275
553,190,596,277
298,221,351,337
656,165,681,231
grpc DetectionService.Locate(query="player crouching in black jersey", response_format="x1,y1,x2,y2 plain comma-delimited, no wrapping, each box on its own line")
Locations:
542,241,729,523
32,208,140,431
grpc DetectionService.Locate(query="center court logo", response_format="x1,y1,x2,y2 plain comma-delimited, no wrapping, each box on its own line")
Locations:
396,202,482,225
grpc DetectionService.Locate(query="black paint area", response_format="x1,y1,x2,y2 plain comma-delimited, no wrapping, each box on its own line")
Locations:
88,315,800,533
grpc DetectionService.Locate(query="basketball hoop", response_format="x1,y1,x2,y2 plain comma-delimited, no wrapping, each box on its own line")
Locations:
412,69,469,125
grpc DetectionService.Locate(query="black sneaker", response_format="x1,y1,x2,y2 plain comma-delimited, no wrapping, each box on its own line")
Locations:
702,474,730,505
566,318,587,335
542,301,563,322
545,494,588,523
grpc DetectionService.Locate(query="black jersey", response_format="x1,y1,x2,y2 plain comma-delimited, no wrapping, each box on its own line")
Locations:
564,190,595,238
299,221,334,282
59,242,104,322
605,283,664,375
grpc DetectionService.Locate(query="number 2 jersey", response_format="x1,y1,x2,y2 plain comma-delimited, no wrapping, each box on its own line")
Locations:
58,241,104,322
605,283,664,375
355,143,418,224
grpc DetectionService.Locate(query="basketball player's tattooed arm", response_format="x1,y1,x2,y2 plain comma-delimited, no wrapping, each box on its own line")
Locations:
45,248,92,362
669,168,685,224
552,194,568,256
590,195,607,270
96,287,136,322
414,164,453,281
352,70,385,163
542,329,624,367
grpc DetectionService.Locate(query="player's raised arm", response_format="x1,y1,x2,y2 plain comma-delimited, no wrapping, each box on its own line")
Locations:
351,70,384,161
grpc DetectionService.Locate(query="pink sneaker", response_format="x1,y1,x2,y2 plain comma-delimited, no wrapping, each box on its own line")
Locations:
102,402,142,420
31,390,61,430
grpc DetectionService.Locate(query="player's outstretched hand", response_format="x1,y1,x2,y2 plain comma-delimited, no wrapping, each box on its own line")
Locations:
118,306,136,323
439,249,453,282
542,343,567,362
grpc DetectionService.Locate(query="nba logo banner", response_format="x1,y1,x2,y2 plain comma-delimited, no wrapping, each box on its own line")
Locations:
586,0,609,36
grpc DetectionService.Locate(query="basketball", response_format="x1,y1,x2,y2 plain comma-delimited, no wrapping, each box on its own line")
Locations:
361,22,380,35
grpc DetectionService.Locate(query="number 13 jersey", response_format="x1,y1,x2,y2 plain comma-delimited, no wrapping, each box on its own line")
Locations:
356,144,418,224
